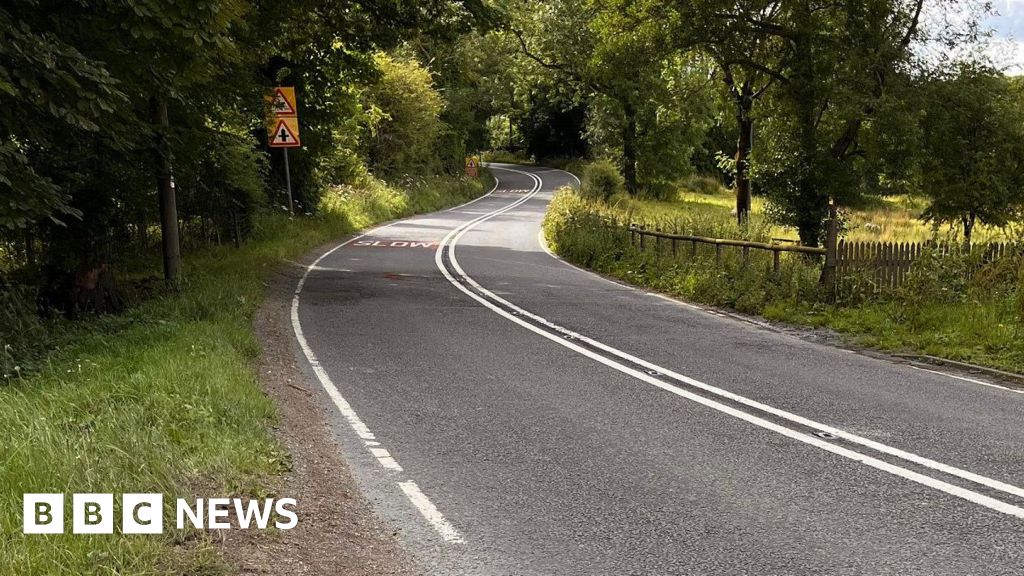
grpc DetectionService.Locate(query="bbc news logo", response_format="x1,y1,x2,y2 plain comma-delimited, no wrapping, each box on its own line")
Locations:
23,494,297,534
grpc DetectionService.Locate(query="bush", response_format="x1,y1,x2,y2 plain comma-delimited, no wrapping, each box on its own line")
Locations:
363,53,444,177
640,181,678,202
581,159,624,202
543,188,821,316
681,174,727,196
0,284,52,379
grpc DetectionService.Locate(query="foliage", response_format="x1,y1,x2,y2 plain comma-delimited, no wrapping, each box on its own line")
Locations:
546,186,1024,372
580,159,624,201
0,173,488,573
363,53,445,177
918,65,1024,242
544,188,822,315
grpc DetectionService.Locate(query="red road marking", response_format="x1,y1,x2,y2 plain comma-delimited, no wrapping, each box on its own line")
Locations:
353,239,438,249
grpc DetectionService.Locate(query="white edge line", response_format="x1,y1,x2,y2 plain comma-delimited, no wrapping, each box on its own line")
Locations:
290,183,498,544
910,365,1024,395
518,167,1024,499
440,166,1024,518
536,187,1023,393
399,481,466,543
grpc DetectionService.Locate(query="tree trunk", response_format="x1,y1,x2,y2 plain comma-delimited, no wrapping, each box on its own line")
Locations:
735,107,753,225
23,227,35,265
962,213,975,249
622,101,638,195
790,4,826,247
152,96,181,284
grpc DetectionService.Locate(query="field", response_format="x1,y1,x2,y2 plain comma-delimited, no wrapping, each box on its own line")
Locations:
616,176,1016,244
0,174,490,575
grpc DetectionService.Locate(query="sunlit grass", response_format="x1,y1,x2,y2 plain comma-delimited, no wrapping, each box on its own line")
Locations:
0,173,490,574
619,179,1015,244
545,184,1024,374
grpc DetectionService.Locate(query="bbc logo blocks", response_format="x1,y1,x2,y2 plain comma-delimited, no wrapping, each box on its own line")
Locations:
24,493,163,534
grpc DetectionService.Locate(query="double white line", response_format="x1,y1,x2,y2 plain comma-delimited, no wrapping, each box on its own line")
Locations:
437,165,1024,521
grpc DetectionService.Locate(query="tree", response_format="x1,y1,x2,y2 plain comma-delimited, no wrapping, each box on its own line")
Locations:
735,0,932,246
505,0,714,194
363,53,445,177
919,65,1024,245
670,0,788,223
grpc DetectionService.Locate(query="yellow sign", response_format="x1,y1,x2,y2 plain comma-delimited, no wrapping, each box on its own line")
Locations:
268,117,301,148
268,87,298,117
464,156,480,178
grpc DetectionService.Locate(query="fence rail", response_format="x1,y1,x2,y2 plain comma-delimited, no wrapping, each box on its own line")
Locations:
628,223,1020,289
628,224,824,274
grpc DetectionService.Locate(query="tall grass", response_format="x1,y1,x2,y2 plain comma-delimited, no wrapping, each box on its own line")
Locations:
544,186,1024,373
0,173,490,574
629,175,1014,244
544,190,823,315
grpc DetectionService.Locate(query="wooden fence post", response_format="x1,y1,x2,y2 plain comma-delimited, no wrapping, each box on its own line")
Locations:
821,199,839,300
773,249,781,275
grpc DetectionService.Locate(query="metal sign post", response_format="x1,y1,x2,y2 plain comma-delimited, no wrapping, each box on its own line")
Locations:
283,148,294,214
266,87,301,214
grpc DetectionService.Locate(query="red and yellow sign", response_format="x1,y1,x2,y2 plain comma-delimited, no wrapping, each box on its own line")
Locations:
266,87,301,148
269,117,300,148
464,156,480,178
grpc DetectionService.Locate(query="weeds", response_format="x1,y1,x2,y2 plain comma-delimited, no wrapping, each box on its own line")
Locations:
544,184,1024,373
0,173,489,574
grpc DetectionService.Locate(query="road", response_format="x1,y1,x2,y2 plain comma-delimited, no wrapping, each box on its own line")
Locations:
291,164,1024,575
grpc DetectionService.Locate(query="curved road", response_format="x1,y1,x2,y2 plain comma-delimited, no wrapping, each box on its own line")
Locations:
292,164,1024,575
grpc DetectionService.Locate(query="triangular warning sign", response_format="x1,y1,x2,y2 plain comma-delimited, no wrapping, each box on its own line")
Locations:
270,119,300,147
271,88,296,116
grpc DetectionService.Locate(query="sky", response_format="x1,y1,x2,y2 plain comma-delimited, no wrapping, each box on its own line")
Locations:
981,0,1024,73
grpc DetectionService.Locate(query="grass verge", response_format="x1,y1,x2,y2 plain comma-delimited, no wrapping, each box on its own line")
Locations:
544,186,1024,374
0,173,490,575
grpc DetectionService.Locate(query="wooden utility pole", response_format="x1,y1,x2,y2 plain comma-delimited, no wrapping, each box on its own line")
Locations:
152,96,181,283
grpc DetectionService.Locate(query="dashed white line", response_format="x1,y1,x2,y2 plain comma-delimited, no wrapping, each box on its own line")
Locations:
399,481,466,543
291,184,500,545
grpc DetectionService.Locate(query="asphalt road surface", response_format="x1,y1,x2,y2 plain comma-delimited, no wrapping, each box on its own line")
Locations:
292,164,1024,575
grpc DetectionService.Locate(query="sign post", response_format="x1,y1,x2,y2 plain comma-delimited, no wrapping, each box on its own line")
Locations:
266,87,301,214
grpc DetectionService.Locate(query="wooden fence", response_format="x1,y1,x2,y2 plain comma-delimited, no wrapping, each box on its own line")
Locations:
628,224,1019,289
628,224,825,275
836,240,1019,289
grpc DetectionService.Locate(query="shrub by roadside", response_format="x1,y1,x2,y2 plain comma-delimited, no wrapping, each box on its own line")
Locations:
0,173,490,575
543,185,1024,374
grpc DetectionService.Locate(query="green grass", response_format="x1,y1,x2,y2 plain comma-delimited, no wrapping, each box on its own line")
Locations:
544,186,1024,374
615,176,1015,244
0,173,490,575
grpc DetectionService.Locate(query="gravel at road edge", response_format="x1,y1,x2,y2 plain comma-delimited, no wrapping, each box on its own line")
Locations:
221,239,420,576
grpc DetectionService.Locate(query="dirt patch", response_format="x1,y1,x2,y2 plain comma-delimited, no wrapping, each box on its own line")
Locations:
222,239,419,576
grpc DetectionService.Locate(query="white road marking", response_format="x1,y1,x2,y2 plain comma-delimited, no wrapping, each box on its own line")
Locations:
910,365,1024,395
291,182,499,544
399,481,465,543
440,166,1024,519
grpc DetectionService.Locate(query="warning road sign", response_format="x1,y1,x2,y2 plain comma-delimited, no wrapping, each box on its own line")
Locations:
464,156,480,178
268,87,298,117
269,117,301,148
